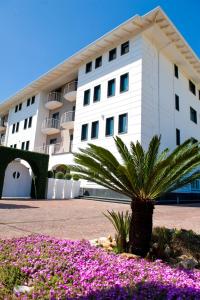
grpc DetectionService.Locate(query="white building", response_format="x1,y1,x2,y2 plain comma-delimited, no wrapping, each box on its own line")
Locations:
0,7,200,200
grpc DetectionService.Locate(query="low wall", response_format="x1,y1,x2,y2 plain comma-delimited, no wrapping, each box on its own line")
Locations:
47,178,80,199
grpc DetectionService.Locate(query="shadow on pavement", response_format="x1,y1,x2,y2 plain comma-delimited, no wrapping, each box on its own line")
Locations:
0,203,38,209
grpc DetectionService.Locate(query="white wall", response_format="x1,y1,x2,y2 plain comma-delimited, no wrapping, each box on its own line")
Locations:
72,35,143,160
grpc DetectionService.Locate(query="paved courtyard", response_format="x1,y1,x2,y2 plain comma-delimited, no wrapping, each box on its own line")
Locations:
0,199,199,240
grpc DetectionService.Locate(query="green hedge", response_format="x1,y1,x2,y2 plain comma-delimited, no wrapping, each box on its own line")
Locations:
0,146,49,199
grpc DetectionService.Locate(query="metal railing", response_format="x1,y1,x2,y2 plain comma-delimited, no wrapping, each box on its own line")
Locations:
42,118,60,130
64,81,78,95
35,142,72,155
47,92,62,103
60,111,75,124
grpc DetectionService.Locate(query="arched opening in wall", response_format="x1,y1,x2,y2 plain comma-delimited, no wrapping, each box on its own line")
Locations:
2,159,33,198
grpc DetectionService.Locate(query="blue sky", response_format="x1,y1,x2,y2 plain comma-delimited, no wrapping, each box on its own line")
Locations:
0,0,200,102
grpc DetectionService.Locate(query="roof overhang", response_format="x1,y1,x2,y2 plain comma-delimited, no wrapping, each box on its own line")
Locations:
0,6,199,115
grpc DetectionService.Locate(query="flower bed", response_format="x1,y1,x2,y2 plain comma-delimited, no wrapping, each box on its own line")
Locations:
0,235,200,299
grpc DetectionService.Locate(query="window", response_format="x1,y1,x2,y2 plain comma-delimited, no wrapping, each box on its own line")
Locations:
91,121,99,139
175,94,179,111
10,145,13,148
199,90,200,100
107,79,115,97
118,113,128,134
191,180,200,190
50,138,57,144
14,144,17,149
21,142,25,150
85,62,92,73
27,98,31,106
12,124,15,134
93,85,101,102
109,48,117,61
121,41,129,55
31,96,35,104
24,118,28,129
176,128,180,146
28,116,32,128
83,89,90,105
95,56,102,69
190,107,197,124
120,73,129,93
174,64,179,78
25,141,30,151
19,103,22,111
81,124,88,141
189,80,196,95
16,122,19,132
52,112,59,119
105,117,114,136
15,105,18,113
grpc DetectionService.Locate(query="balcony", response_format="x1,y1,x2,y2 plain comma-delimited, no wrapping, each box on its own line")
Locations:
60,111,75,130
35,142,72,155
45,92,63,110
0,118,6,133
0,135,5,146
41,118,60,135
63,81,78,102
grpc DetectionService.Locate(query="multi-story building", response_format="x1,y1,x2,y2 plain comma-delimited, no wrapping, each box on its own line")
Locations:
1,7,200,199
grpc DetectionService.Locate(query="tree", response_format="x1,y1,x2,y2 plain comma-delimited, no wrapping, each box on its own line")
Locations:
70,136,200,256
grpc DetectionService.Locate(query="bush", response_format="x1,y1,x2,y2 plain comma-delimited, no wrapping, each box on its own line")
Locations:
65,173,72,180
72,174,80,181
104,210,131,253
48,170,54,178
151,227,173,259
0,265,27,293
55,172,64,179
55,164,70,174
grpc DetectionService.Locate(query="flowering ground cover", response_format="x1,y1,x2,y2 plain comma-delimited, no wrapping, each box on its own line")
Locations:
0,235,200,299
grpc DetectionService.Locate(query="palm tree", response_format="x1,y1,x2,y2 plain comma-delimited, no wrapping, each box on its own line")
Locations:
70,136,200,257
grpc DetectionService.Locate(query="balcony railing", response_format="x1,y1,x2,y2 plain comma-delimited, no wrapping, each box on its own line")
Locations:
64,81,78,95
42,118,60,130
61,111,75,124
47,92,62,103
35,142,73,155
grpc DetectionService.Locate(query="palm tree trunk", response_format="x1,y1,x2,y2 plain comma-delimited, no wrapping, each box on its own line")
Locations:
129,199,154,257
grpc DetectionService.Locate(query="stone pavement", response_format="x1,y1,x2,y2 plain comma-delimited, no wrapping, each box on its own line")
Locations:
0,199,199,240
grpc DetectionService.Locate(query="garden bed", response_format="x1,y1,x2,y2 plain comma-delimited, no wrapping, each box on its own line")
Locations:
0,235,200,299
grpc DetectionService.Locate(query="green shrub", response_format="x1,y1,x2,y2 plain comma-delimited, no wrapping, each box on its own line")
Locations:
55,164,70,174
72,174,80,181
65,173,72,180
48,170,54,178
55,172,64,179
151,227,173,259
104,210,131,253
0,265,27,292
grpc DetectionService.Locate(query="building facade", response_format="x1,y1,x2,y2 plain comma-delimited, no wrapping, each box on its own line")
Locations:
0,7,200,198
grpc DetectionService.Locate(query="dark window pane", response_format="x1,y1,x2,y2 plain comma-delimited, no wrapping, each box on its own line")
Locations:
31,96,35,104
190,107,197,124
95,56,102,68
27,98,30,106
118,113,128,134
189,80,196,95
12,124,15,134
105,117,114,136
121,41,129,55
19,103,22,111
24,118,28,129
120,73,129,93
109,48,117,61
16,122,19,132
21,142,25,150
26,141,30,151
14,144,17,149
176,129,180,146
93,85,101,102
175,94,179,111
81,124,88,141
107,79,115,97
85,62,92,73
91,121,99,139
83,89,90,105
174,64,179,78
15,105,18,113
50,138,57,144
28,117,32,128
